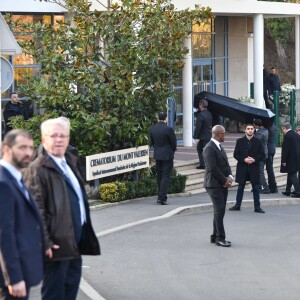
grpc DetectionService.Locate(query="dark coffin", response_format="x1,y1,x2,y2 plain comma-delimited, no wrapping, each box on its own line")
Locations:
195,91,275,128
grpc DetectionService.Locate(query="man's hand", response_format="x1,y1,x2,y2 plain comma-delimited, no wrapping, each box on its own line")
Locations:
244,156,255,164
223,177,233,188
8,281,26,298
46,244,60,259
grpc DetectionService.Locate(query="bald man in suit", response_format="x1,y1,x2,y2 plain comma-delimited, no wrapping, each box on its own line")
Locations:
203,125,233,247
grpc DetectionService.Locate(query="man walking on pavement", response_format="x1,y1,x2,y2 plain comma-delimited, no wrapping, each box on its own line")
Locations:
0,129,44,300
229,124,266,213
150,111,177,205
203,125,233,247
193,99,212,169
280,123,300,198
24,117,100,300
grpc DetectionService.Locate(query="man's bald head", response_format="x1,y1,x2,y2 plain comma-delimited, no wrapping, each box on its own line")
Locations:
212,125,226,142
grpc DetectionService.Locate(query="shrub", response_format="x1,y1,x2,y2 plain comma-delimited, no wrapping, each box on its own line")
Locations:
99,183,119,203
168,174,187,194
98,168,186,202
116,182,127,201
99,182,128,203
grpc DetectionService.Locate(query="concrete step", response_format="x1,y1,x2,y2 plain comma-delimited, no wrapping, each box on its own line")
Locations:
175,148,286,193
184,171,287,192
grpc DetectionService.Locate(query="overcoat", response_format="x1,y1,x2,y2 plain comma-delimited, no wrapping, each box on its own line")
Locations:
234,136,265,184
280,129,300,173
255,126,269,159
24,150,100,261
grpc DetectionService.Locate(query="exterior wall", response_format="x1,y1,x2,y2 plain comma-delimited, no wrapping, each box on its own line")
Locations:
228,16,249,99
1,0,66,13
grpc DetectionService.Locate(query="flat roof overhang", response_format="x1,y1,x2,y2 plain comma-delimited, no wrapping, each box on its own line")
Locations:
172,0,300,18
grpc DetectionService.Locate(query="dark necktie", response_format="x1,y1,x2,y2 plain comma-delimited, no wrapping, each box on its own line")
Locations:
20,178,30,201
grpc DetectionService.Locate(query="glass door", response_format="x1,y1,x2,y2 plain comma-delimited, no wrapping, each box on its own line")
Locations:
192,59,212,96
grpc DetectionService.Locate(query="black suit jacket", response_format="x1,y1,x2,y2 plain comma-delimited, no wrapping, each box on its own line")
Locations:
193,109,212,140
150,121,177,160
280,130,300,173
0,165,44,288
234,136,265,184
203,140,232,188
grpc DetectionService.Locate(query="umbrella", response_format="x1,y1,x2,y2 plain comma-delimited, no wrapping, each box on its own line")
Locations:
195,91,275,128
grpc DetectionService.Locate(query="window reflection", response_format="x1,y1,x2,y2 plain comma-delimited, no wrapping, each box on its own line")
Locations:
1,13,64,100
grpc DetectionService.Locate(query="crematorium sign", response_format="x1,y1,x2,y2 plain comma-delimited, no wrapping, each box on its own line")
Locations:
86,145,149,180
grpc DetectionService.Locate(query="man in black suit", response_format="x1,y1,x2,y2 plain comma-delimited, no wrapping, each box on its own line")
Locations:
266,124,278,193
150,111,177,205
3,92,24,134
193,99,212,169
0,129,44,299
280,122,300,197
203,125,233,247
229,124,266,213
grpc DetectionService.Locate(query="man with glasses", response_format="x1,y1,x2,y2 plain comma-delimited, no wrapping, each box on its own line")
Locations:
203,125,233,247
24,117,100,300
229,124,266,213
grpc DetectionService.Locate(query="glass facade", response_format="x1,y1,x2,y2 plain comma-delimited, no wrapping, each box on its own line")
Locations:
1,13,64,100
174,17,228,141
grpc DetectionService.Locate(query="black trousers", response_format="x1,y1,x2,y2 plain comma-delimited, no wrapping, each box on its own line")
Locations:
266,153,277,191
156,159,173,202
42,257,82,300
197,140,210,167
206,187,228,242
285,172,300,193
0,287,29,300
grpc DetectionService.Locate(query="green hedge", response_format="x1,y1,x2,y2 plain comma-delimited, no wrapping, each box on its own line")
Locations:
98,168,187,203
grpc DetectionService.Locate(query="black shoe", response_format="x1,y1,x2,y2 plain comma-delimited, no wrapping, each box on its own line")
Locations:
290,193,300,198
156,199,162,204
254,207,265,213
282,191,291,196
216,240,231,247
229,205,240,211
269,189,278,194
196,166,205,169
161,201,168,205
211,237,231,244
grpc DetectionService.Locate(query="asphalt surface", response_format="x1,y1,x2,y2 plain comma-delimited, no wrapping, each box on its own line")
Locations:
30,190,300,300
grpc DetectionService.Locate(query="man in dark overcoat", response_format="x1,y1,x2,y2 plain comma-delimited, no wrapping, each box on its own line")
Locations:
203,125,233,247
254,119,269,193
266,124,278,193
150,111,177,205
24,117,100,300
280,122,300,197
193,99,212,169
229,124,266,213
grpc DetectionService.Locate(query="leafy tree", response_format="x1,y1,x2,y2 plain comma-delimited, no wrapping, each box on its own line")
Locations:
8,0,211,156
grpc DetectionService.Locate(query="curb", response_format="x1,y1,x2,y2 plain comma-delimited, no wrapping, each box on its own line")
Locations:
89,192,192,211
95,197,300,238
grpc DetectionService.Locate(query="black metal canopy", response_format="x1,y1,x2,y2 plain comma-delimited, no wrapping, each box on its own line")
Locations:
195,91,275,128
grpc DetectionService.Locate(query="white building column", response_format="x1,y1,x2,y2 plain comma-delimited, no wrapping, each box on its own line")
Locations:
182,35,193,147
253,14,264,108
296,16,300,89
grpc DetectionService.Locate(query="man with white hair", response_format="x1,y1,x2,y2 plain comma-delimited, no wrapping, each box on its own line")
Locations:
24,117,100,300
